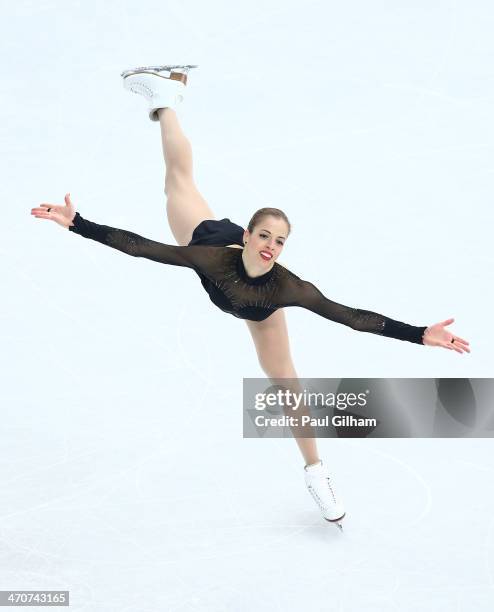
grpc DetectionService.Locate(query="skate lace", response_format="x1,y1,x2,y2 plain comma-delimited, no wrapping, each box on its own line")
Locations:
326,477,337,503
307,476,337,510
129,82,155,99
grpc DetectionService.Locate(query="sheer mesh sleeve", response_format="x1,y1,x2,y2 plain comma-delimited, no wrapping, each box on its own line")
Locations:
277,273,427,345
68,212,221,273
67,213,427,343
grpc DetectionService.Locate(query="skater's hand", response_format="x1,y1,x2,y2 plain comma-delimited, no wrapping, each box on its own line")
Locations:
422,318,470,354
30,193,76,229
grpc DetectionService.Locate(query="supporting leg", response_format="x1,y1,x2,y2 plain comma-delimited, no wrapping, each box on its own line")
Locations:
245,310,321,466
158,107,215,246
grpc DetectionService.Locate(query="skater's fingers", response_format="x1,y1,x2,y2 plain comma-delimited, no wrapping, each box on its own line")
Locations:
39,203,59,210
453,338,470,351
443,342,464,354
444,336,470,353
440,318,455,327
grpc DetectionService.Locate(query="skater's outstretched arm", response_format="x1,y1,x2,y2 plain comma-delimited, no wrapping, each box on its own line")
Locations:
30,193,219,272
276,272,470,352
67,212,213,269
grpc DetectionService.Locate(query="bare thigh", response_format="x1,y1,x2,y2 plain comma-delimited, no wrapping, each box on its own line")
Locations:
245,309,299,379
165,172,216,246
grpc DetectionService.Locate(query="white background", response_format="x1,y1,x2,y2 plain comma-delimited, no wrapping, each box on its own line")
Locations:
1,0,493,610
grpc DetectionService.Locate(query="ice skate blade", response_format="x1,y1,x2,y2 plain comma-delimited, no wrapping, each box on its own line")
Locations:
324,511,346,531
120,64,198,78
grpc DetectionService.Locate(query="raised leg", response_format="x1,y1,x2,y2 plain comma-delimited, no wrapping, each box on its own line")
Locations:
245,309,321,466
158,107,216,246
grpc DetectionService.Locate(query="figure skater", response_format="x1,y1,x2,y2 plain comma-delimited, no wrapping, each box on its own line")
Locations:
30,64,471,529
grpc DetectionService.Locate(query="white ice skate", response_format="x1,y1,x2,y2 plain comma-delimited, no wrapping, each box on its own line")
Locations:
121,64,198,121
304,460,346,530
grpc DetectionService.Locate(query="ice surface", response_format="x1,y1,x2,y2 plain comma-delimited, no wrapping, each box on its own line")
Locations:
1,0,493,609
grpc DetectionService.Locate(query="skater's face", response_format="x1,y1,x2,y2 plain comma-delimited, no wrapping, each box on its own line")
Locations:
244,216,288,266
